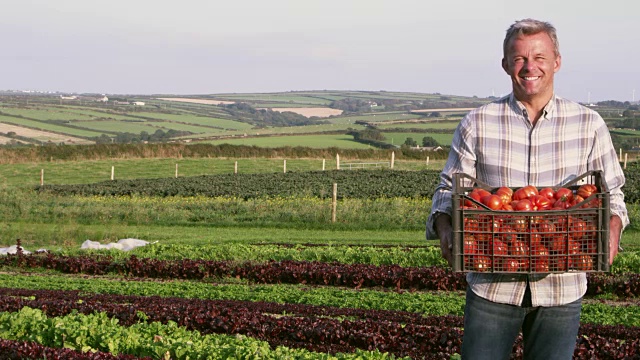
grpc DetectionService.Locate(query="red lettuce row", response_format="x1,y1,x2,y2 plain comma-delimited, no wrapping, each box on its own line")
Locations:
1,288,640,359
0,338,148,360
4,253,640,297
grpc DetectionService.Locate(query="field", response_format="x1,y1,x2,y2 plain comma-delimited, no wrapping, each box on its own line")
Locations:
2,91,638,153
0,145,639,358
1,90,640,358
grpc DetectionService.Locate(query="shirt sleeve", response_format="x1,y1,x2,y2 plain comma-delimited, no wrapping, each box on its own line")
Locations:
426,115,478,239
589,116,629,229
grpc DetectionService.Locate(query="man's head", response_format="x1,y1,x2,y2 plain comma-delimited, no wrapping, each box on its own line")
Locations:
502,19,561,105
503,19,559,59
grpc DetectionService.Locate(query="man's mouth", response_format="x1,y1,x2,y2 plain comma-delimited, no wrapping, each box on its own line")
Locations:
522,76,540,81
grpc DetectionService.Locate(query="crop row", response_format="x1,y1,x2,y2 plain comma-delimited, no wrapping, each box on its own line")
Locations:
5,253,640,298
2,307,402,360
33,166,640,203
0,338,145,360
35,169,441,199
1,288,638,359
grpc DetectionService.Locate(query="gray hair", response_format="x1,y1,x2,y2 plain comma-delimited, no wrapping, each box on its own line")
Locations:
503,18,560,57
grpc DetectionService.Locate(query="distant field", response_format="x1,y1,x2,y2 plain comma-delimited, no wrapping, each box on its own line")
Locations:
204,134,371,149
0,115,104,138
0,107,95,121
213,94,333,105
376,121,460,130
156,98,234,105
328,113,418,124
0,122,93,144
133,112,252,130
73,120,163,133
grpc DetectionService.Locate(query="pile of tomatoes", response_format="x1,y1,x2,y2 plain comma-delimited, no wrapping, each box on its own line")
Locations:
460,183,602,273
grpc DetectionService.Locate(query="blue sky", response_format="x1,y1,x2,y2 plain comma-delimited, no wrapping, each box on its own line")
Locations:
2,0,638,102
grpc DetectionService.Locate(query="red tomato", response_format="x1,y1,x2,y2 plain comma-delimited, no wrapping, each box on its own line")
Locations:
577,184,597,199
463,234,479,254
554,187,574,201
531,195,552,211
495,186,514,197
538,187,555,200
503,258,520,272
473,256,492,272
513,186,538,201
481,194,503,210
501,227,519,244
463,218,480,232
533,258,550,272
510,240,529,256
492,239,508,256
513,199,533,211
467,188,491,207
569,217,587,241
531,245,549,257
572,255,593,271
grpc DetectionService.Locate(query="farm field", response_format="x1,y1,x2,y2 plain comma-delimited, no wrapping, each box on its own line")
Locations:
0,122,93,145
0,150,639,358
0,90,639,358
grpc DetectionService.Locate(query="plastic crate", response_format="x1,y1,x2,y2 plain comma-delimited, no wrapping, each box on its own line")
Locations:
451,171,610,273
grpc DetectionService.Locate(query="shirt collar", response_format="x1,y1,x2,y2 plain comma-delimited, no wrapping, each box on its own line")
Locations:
508,93,557,120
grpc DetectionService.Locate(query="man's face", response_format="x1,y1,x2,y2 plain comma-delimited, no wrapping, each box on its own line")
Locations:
502,32,561,102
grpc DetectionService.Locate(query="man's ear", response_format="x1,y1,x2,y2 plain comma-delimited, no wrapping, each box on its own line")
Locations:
501,58,510,75
554,55,562,73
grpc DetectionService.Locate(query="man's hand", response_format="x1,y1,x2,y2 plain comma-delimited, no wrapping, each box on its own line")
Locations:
435,213,453,267
609,215,623,265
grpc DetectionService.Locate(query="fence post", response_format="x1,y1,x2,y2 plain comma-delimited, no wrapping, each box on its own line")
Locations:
426,156,430,167
322,159,326,171
391,151,395,169
283,159,287,173
331,183,337,223
336,154,340,170
111,166,115,181
234,161,238,174
620,148,623,162
40,169,44,186
624,153,628,169
175,163,179,178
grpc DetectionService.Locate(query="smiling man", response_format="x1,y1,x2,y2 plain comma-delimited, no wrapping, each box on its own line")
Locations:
426,19,628,360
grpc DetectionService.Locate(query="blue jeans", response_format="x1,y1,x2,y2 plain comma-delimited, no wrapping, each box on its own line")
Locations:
461,286,582,360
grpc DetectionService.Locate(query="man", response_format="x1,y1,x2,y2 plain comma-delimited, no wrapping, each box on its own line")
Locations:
426,18,628,360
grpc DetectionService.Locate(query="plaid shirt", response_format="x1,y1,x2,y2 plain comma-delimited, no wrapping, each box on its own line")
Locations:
427,93,629,307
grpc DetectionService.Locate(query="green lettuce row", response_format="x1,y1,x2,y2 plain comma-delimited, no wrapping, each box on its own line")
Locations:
2,273,640,327
72,243,447,268
0,307,408,360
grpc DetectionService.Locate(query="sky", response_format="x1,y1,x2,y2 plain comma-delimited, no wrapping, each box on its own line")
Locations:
2,0,639,103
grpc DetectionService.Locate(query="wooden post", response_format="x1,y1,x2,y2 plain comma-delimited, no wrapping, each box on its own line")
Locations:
111,166,115,181
234,161,238,174
624,153,628,169
331,183,337,223
322,159,326,171
336,154,340,170
426,156,430,167
620,148,623,162
283,159,287,173
40,169,44,186
175,164,179,178
391,151,395,169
